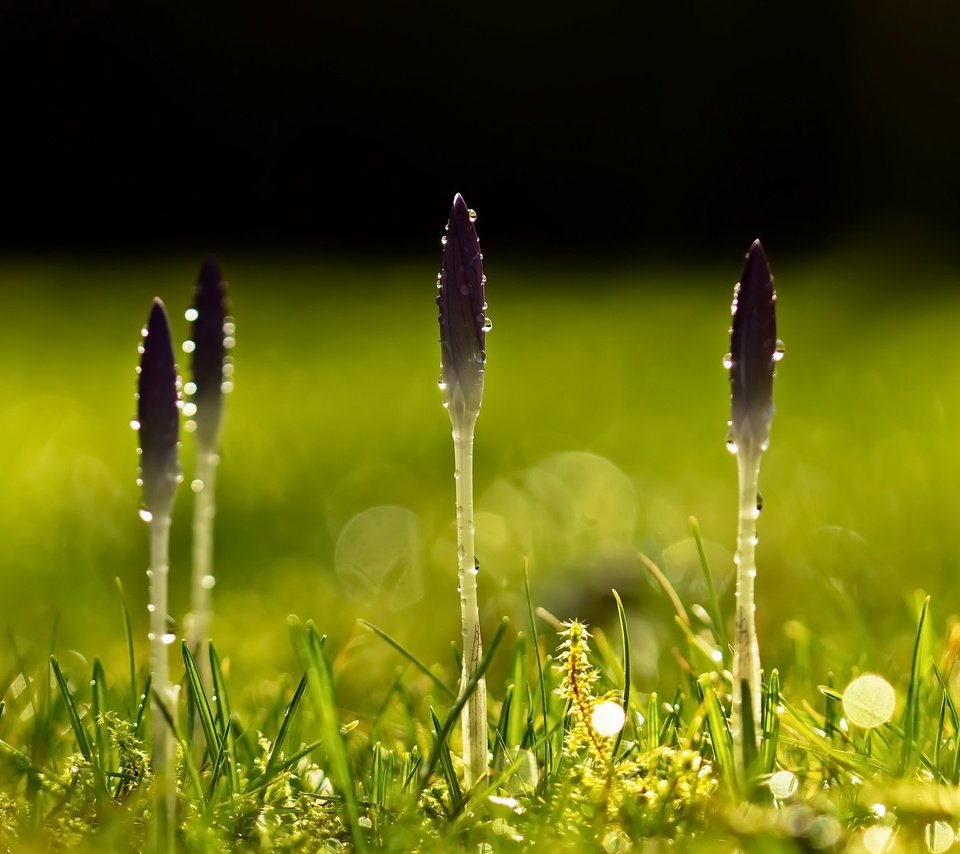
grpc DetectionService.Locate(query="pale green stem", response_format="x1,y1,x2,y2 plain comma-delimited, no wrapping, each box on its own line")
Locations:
731,442,763,773
148,513,176,850
452,416,487,788
186,449,218,680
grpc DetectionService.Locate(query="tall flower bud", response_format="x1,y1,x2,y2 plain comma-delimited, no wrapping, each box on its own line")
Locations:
728,240,778,451
137,299,181,517
188,258,230,452
438,193,488,421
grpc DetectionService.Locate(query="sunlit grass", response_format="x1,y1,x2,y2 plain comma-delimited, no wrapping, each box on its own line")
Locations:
2,253,960,848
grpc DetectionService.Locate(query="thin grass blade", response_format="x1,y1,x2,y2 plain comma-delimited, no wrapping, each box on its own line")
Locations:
612,589,632,761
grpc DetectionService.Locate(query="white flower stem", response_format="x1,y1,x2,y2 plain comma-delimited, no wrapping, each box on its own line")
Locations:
187,449,218,680
452,416,487,788
148,512,176,850
732,442,763,774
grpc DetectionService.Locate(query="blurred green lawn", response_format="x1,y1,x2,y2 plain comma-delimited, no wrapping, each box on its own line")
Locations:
1,253,959,709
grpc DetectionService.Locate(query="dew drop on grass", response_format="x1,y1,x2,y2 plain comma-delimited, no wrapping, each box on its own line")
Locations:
773,339,786,362
590,700,626,737
926,820,955,853
182,340,196,354
221,381,234,394
191,479,204,493
184,381,197,396
224,320,236,336
185,420,197,433
130,419,140,430
482,317,493,332
201,575,216,590
467,208,477,222
842,674,896,728
224,336,236,349
183,402,197,417
768,770,798,799
440,235,448,246
184,308,199,322
725,436,739,454
147,604,155,612
161,632,176,645
138,508,153,523
722,352,733,370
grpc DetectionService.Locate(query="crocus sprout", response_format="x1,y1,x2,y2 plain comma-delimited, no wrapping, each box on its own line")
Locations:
726,240,780,774
437,193,490,788
184,258,231,671
136,298,181,844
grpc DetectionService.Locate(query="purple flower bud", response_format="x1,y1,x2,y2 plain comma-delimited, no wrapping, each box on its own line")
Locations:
437,193,487,416
137,299,181,515
729,240,778,448
189,258,229,451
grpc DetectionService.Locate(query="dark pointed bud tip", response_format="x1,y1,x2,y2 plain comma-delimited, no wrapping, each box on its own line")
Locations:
729,239,778,448
437,193,487,417
198,257,222,291
190,258,229,450
138,299,181,515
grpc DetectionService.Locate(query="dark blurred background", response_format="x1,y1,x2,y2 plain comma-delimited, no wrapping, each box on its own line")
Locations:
3,1,959,257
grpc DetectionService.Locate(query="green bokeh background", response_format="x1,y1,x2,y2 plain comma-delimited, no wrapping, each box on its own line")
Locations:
2,251,959,711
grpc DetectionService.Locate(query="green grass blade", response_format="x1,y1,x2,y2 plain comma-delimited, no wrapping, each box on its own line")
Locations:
901,595,930,775
209,642,240,792
266,671,308,774
91,658,108,773
134,674,152,738
430,707,462,812
689,516,727,658
647,692,660,753
358,619,456,699
697,674,737,799
181,642,220,764
761,669,781,775
151,686,205,804
612,589,632,761
493,685,514,770
524,564,552,783
243,740,323,795
933,663,960,783
417,617,508,796
296,623,367,853
507,633,526,749
49,656,106,799
115,578,137,718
